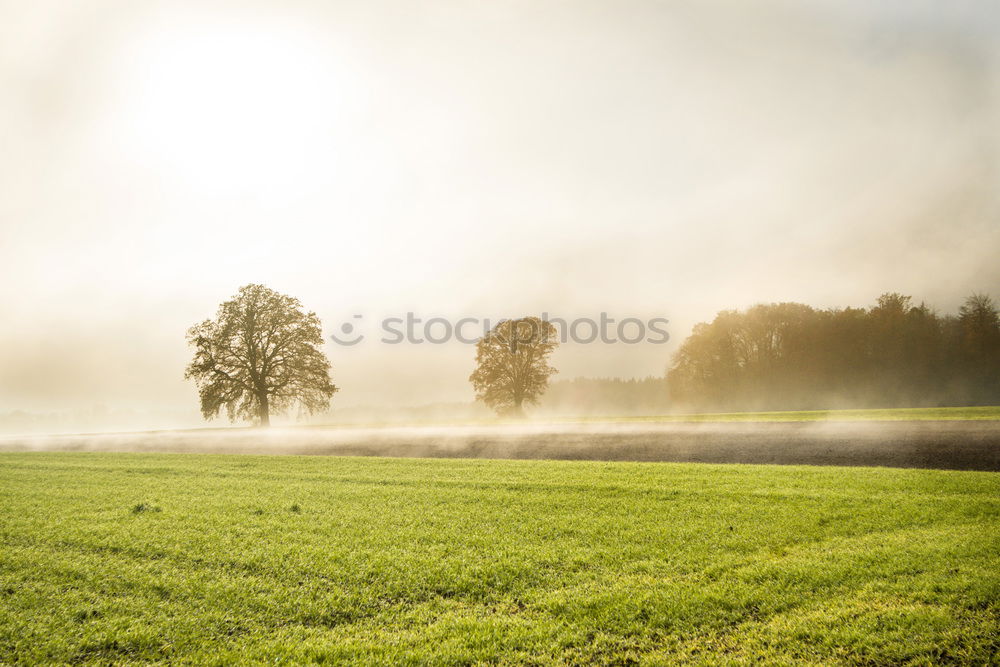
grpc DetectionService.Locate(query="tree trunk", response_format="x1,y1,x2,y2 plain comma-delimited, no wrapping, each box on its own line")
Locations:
258,393,270,427
509,396,524,418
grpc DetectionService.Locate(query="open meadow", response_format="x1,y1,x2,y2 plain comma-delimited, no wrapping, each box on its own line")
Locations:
1,451,998,664
596,406,1000,423
4,411,999,471
4,0,1000,663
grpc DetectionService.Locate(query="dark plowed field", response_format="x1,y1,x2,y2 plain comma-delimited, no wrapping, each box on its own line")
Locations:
3,420,999,470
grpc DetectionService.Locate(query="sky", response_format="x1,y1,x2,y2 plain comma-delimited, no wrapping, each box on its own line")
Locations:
1,0,998,426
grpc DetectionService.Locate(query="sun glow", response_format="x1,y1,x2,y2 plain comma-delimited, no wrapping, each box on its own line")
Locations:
113,12,352,196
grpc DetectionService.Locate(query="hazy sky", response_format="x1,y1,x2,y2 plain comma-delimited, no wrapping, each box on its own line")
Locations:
2,0,998,421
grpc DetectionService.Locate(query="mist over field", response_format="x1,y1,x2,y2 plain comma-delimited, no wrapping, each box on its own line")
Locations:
1,418,998,471
2,0,999,433
2,4,1000,663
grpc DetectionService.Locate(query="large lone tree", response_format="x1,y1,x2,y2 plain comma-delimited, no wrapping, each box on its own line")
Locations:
185,284,337,426
469,316,558,416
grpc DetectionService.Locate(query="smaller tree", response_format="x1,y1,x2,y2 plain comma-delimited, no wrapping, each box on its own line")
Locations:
469,317,559,416
185,284,337,426
958,293,1000,352
957,293,1000,399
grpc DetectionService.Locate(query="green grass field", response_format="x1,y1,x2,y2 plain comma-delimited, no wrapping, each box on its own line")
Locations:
321,405,1000,429
578,405,1000,423
1,453,998,664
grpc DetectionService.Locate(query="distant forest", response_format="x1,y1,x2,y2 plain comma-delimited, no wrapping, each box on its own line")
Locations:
668,293,1000,411
539,377,669,415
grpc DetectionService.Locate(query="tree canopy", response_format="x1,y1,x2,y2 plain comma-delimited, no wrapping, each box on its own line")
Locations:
185,284,337,426
469,317,559,416
668,292,1000,410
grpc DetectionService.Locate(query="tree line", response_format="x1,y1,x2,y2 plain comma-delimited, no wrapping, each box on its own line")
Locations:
539,377,669,415
185,286,998,425
185,288,562,423
667,293,1000,411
